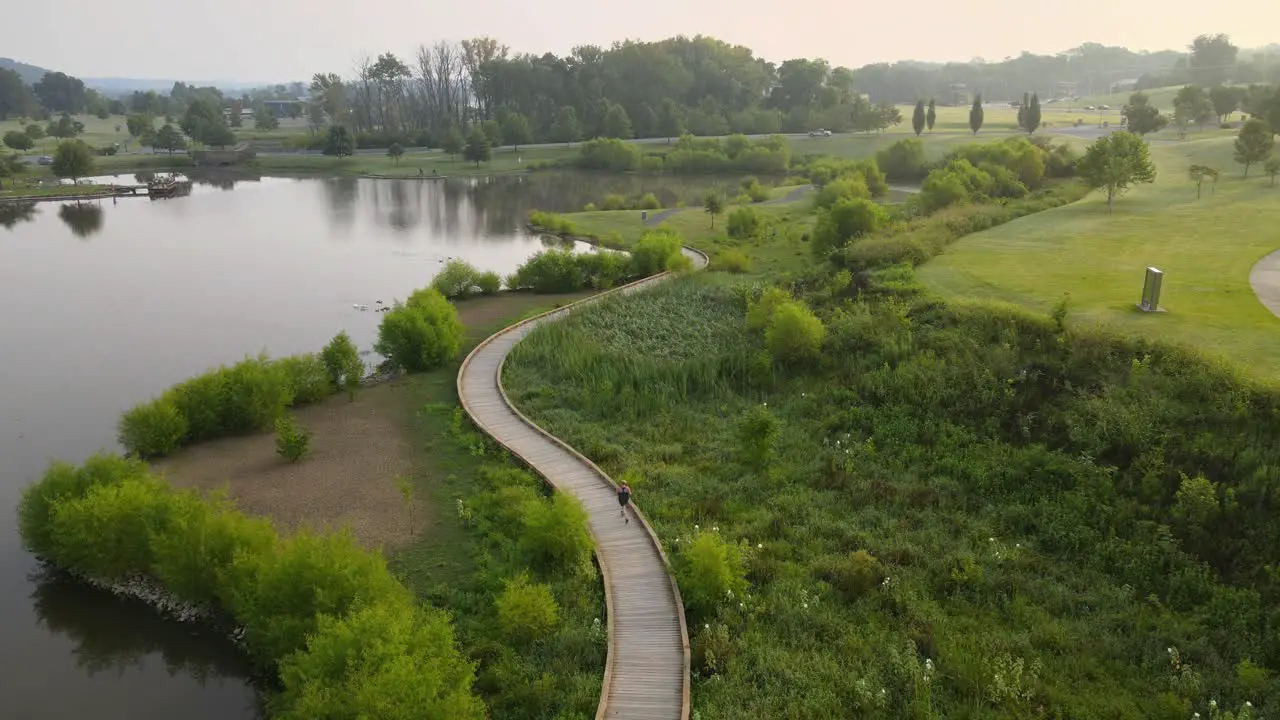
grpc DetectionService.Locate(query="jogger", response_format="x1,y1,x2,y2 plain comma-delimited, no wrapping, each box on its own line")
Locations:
617,483,632,524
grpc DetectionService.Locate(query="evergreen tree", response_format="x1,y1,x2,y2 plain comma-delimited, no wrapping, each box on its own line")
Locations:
926,99,936,131
911,100,926,136
1027,93,1042,134
969,94,984,135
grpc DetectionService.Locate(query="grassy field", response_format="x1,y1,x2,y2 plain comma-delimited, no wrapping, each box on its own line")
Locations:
0,183,112,199
0,114,134,153
918,134,1280,379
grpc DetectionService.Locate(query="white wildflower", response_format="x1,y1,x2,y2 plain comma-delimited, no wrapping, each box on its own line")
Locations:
757,543,763,549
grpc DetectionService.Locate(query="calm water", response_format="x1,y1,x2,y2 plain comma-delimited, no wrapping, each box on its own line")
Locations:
0,169,733,718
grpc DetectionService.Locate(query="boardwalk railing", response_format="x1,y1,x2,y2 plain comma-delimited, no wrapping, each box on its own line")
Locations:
457,248,707,720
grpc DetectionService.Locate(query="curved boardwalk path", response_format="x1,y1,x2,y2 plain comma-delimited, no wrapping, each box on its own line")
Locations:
457,248,708,720
1250,249,1280,319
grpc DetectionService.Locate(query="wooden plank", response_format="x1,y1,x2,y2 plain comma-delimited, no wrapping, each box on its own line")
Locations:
456,248,705,720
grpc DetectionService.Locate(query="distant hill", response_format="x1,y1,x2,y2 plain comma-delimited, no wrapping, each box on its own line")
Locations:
0,57,51,84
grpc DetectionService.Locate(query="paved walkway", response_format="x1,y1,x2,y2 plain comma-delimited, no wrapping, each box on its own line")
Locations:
457,249,707,720
1250,249,1280,318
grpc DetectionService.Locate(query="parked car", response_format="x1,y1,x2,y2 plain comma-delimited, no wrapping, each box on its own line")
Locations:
808,128,832,137
36,156,53,166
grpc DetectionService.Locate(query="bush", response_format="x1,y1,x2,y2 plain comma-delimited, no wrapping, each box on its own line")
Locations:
225,529,410,664
510,249,586,293
521,493,592,571
476,271,502,295
48,474,180,581
527,210,578,235
630,229,684,277
375,288,464,372
726,206,762,240
827,550,886,601
716,250,752,273
273,601,485,720
765,300,826,366
813,174,871,210
217,354,294,434
151,495,278,607
638,192,661,210
741,176,771,203
432,259,482,299
575,138,642,171
811,197,888,259
666,250,694,273
118,396,187,458
275,414,311,463
276,353,334,405
18,454,148,558
601,193,627,211
875,138,929,182
320,331,363,394
495,574,560,644
577,249,633,289
737,404,779,471
674,531,747,621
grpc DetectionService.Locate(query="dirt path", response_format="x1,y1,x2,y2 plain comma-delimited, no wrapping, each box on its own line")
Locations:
1250,249,1280,319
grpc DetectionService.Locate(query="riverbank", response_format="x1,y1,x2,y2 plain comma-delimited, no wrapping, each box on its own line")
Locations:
0,184,115,202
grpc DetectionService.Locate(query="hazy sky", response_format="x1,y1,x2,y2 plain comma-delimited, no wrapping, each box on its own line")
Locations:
13,0,1278,81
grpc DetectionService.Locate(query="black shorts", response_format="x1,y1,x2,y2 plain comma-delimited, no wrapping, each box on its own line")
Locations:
617,493,630,507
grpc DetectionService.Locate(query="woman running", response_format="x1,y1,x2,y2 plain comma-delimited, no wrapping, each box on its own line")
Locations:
617,483,632,524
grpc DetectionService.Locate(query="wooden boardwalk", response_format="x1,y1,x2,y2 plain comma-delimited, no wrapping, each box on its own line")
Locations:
457,248,707,720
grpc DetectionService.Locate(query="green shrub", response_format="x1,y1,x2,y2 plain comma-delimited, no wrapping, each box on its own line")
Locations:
527,210,578,235
582,202,597,212
577,249,633,289
875,138,929,182
495,574,560,644
320,331,363,394
811,197,888,260
217,354,293,434
117,396,187,458
18,454,148,558
601,193,626,211
715,250,751,273
638,192,661,210
275,414,311,463
273,601,484,720
375,288,464,372
746,286,791,331
827,550,886,601
674,531,747,621
225,529,410,664
476,271,502,295
741,176,771,203
737,404,779,471
151,494,278,607
521,493,592,571
630,229,684,277
431,259,482,299
169,371,225,441
726,206,761,240
48,474,180,581
813,174,871,210
575,138,642,171
510,249,586,293
276,353,333,405
765,300,826,366
665,250,694,273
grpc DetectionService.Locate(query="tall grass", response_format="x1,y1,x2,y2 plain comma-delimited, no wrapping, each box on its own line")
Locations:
503,273,1280,719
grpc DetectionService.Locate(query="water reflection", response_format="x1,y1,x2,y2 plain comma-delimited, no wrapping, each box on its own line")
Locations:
30,568,262,717
58,203,105,239
0,201,38,230
321,177,358,229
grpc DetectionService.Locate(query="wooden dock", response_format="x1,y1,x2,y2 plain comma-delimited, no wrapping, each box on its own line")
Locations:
457,248,708,720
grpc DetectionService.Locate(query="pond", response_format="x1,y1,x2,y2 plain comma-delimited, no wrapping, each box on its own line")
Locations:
0,169,739,718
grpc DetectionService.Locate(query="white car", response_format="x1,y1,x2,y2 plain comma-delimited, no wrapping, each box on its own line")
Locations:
808,129,832,137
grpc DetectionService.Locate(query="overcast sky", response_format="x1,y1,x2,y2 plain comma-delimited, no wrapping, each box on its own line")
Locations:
12,0,1277,82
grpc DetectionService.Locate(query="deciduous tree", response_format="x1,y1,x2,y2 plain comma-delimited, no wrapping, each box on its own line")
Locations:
1234,118,1274,177
440,126,463,159
463,126,491,166
51,139,95,183
703,190,724,229
1121,92,1169,136
387,142,404,164
500,112,532,151
1077,131,1157,213
1188,34,1239,87
1264,157,1280,186
3,130,33,151
323,124,355,157
658,98,686,142
153,124,186,155
1209,85,1244,124
1173,85,1213,134
1188,164,1219,199
550,106,582,146
603,102,633,139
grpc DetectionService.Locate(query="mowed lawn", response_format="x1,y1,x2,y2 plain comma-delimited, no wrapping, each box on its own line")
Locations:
919,135,1280,378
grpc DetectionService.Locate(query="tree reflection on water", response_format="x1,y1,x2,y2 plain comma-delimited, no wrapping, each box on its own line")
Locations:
58,203,105,239
28,566,263,718
0,201,38,230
